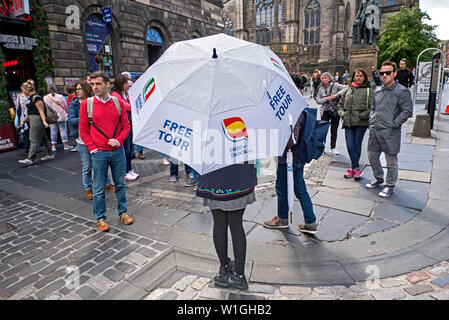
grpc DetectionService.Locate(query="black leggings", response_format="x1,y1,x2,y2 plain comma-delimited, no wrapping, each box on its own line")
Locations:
211,208,246,275
321,110,340,149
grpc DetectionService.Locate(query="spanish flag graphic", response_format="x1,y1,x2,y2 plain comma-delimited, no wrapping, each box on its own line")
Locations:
144,77,156,103
222,117,248,141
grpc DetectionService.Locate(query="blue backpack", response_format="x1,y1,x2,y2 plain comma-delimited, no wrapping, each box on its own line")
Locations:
295,108,330,163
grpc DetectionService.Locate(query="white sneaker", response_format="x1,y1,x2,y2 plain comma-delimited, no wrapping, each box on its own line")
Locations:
40,155,55,161
129,170,139,178
162,158,170,166
125,173,137,181
64,146,73,151
331,148,340,155
52,147,56,152
18,159,34,165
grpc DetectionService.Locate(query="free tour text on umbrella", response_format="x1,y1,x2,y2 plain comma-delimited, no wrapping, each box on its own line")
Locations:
268,84,293,121
158,119,192,151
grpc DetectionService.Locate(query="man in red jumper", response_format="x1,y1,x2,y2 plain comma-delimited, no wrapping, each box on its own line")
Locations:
79,71,133,232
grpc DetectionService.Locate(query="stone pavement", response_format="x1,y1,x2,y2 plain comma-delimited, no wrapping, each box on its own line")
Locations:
1,87,449,300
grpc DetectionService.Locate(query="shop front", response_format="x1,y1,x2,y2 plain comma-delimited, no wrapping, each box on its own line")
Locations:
0,0,36,152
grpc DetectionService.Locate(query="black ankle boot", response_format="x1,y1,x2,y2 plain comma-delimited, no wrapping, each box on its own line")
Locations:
228,271,248,290
213,261,234,288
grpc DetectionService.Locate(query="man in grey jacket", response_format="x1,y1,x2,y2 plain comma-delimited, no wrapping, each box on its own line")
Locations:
365,61,413,197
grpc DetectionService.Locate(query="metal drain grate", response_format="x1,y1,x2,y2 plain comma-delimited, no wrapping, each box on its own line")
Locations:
0,223,17,235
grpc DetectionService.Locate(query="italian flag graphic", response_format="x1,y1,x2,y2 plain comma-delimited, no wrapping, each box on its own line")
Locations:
271,57,283,71
144,77,156,103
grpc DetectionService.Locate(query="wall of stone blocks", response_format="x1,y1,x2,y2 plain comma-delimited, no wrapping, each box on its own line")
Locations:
39,0,223,90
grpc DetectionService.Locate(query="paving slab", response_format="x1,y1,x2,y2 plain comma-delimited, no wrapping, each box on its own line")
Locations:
371,203,418,223
354,177,428,211
312,192,375,217
246,224,306,244
411,137,436,146
251,261,355,286
367,219,444,253
313,209,369,241
398,170,431,183
341,250,438,282
250,196,329,237
352,219,399,237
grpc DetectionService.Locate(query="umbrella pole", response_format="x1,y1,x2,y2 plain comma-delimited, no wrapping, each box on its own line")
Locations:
287,147,293,225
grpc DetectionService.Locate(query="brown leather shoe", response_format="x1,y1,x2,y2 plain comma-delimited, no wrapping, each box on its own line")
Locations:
85,190,93,200
120,212,134,225
105,184,115,192
97,219,110,232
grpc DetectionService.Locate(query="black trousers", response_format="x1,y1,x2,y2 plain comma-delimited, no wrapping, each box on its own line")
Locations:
211,208,246,275
321,110,340,149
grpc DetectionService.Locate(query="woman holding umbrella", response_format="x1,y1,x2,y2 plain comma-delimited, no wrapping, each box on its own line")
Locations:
196,163,257,290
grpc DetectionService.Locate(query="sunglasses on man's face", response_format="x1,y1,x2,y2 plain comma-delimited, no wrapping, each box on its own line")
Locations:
379,71,394,76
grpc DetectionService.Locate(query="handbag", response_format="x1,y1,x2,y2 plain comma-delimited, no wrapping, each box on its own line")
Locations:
33,95,58,124
324,83,340,119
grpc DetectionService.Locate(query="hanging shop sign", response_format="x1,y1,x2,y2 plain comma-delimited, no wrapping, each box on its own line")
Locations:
0,34,38,50
102,7,112,24
0,0,30,20
86,15,110,71
13,0,30,16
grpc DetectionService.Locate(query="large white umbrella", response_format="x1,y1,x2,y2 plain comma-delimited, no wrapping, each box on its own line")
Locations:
129,33,307,175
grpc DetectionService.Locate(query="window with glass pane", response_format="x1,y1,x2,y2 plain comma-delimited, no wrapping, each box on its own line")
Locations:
304,0,320,45
256,0,282,45
147,28,163,45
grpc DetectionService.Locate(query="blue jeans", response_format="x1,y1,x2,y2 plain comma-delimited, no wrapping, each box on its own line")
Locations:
276,162,316,224
170,161,198,180
91,147,127,220
135,145,144,152
344,126,367,169
78,144,110,191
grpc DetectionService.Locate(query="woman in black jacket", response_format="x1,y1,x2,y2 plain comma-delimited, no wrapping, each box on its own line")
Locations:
196,163,257,290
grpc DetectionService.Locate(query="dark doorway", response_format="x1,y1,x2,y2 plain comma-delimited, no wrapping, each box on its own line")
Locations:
4,48,36,94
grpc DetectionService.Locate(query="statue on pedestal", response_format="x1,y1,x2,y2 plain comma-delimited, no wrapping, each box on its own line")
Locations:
352,0,381,46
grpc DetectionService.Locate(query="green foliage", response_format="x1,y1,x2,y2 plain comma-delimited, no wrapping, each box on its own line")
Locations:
377,5,440,68
0,47,12,126
30,0,54,96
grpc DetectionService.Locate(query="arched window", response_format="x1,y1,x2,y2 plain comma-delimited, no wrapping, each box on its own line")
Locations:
304,0,320,45
146,28,163,45
146,27,164,66
255,0,282,45
224,17,235,36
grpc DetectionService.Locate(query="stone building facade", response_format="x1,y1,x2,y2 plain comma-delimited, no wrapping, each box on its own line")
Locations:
40,0,224,89
223,0,419,76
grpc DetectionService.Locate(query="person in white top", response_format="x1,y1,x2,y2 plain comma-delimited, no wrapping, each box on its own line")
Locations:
44,84,72,151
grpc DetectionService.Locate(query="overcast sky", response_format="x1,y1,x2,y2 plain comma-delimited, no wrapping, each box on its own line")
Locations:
419,0,449,40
